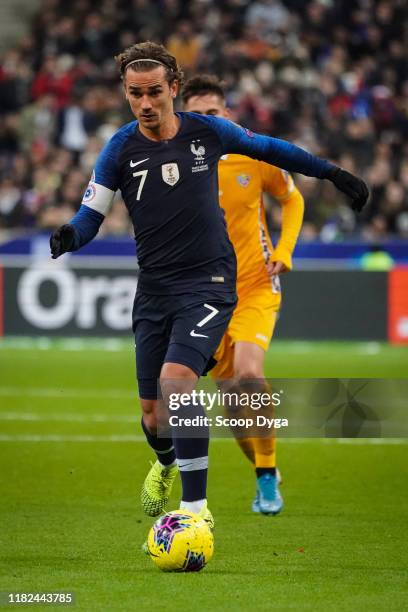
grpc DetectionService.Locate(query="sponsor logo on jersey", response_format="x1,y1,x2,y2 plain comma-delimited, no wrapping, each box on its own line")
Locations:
161,162,180,186
237,174,251,187
130,158,149,168
190,139,208,173
256,333,268,343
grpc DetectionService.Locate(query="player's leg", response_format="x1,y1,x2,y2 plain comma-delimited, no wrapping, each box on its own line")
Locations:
211,336,255,463
160,293,237,526
234,341,276,472
229,286,283,514
233,341,282,515
159,361,212,526
133,294,178,516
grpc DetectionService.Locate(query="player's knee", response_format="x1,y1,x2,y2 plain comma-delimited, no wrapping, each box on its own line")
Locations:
160,362,198,401
235,366,264,381
161,362,196,379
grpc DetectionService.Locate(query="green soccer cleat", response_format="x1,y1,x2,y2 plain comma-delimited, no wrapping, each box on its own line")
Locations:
141,461,178,517
197,500,214,532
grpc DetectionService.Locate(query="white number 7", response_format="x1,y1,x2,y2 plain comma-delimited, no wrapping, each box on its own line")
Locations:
133,169,148,201
197,304,219,327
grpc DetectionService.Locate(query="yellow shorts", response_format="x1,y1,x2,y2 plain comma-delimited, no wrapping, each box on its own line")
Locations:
211,276,281,379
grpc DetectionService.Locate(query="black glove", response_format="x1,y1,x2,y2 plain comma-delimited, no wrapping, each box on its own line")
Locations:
50,224,76,259
325,166,369,212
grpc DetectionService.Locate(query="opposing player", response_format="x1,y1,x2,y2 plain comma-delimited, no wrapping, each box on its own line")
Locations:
49,42,369,528
182,74,304,515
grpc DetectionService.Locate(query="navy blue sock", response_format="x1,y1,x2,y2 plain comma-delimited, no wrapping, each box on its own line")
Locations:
171,402,209,501
141,417,176,466
256,467,276,478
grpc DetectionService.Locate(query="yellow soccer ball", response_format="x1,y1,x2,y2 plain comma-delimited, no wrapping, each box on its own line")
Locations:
146,510,214,572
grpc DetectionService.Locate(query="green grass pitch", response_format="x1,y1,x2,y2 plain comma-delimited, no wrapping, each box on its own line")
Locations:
0,339,407,611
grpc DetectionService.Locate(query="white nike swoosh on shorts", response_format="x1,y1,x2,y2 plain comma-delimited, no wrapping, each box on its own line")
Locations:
190,330,209,338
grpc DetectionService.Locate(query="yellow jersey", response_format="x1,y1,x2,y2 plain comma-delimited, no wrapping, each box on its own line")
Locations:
218,154,304,288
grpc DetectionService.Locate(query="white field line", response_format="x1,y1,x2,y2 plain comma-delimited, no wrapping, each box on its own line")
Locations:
0,411,136,423
2,337,404,354
0,434,145,442
0,387,136,399
0,337,130,351
0,434,406,444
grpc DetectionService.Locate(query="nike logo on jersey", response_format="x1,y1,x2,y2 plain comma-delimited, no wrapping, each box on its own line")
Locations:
190,330,209,338
130,158,149,168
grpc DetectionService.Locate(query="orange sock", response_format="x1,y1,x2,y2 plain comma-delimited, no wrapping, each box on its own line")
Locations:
253,434,276,469
235,437,255,464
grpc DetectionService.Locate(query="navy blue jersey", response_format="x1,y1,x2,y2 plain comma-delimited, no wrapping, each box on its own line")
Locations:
70,112,333,294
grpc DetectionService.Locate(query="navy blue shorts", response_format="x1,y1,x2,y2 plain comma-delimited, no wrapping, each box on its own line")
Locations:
132,291,237,399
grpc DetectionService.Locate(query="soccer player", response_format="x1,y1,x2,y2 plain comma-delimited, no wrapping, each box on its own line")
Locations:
49,42,368,528
182,74,304,515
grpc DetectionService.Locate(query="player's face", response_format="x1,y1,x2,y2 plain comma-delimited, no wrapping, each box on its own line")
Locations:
184,93,230,118
124,66,177,131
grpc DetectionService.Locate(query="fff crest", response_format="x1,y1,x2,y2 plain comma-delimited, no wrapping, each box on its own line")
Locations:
190,140,206,161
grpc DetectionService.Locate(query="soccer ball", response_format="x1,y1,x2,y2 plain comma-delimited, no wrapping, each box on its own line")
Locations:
146,510,214,572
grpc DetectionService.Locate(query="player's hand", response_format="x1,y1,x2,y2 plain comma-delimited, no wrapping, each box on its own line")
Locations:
325,166,369,212
50,224,75,259
266,260,287,276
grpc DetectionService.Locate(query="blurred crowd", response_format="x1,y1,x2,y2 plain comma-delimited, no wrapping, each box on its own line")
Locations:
0,0,407,242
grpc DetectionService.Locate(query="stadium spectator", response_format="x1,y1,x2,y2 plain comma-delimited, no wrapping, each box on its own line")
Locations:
0,0,406,240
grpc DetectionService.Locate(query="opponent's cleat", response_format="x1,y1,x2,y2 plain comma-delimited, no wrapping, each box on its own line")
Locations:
256,473,283,515
197,500,214,532
141,461,178,517
252,491,261,513
252,468,282,513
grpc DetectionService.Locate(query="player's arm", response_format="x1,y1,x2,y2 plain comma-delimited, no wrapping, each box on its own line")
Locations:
195,115,369,212
260,164,304,272
50,136,121,259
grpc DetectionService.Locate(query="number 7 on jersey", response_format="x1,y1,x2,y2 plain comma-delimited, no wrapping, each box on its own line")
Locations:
133,169,148,201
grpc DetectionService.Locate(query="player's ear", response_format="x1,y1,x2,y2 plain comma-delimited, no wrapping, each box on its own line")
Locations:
170,80,178,99
223,107,232,119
